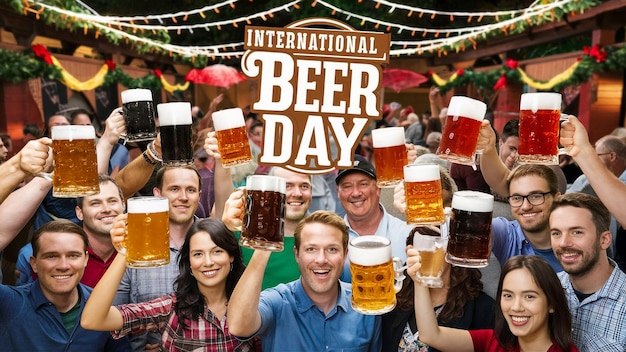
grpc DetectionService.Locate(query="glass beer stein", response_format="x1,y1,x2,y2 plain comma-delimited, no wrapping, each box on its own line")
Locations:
371,127,407,188
212,108,254,168
437,96,487,166
125,196,170,268
349,236,405,315
445,191,494,268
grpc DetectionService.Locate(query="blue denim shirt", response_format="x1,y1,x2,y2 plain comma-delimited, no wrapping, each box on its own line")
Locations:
491,217,563,272
252,280,381,352
0,281,131,352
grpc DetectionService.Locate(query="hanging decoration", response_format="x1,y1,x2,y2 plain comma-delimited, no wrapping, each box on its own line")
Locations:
1,43,622,95
0,45,188,93
5,0,599,66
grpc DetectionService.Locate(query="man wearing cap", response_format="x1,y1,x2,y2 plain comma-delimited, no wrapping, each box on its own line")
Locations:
336,155,414,281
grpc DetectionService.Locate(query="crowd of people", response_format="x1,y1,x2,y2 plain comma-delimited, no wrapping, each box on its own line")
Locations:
0,91,625,352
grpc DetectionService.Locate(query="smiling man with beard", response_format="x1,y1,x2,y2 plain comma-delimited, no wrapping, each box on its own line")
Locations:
549,192,626,352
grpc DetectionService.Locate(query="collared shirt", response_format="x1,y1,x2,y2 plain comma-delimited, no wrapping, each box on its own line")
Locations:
251,279,381,352
114,294,256,352
491,217,563,272
114,246,181,351
0,281,131,352
341,203,413,282
82,247,117,288
558,259,626,352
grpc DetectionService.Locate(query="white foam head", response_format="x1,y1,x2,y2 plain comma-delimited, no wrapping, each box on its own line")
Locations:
520,92,562,112
127,196,169,213
245,175,286,194
371,127,405,148
447,96,487,121
157,102,192,126
404,164,440,182
349,236,391,266
212,108,245,131
121,89,153,103
452,190,494,212
51,125,95,140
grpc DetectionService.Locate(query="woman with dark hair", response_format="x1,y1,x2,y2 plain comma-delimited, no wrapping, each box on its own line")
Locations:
81,217,259,351
409,255,578,352
382,227,495,352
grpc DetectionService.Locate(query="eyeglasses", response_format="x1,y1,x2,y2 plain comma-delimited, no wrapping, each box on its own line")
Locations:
507,192,552,207
596,152,611,156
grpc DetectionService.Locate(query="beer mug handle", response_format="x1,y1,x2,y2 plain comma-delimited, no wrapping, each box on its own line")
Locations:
34,171,53,181
392,257,406,292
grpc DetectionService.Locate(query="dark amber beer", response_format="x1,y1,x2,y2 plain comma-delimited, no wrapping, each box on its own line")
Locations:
212,108,253,168
372,127,407,187
413,233,447,288
158,102,193,166
436,96,487,165
446,191,494,268
403,164,445,225
241,175,286,252
51,125,99,198
126,197,170,268
121,89,157,142
349,236,398,315
518,92,562,165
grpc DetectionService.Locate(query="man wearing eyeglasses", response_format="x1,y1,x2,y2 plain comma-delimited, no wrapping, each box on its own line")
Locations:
477,122,563,272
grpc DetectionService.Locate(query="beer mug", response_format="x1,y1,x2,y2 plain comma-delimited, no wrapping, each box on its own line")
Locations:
413,231,447,288
518,92,563,165
125,196,170,268
241,175,286,252
157,102,193,166
436,96,487,166
212,107,254,168
445,191,494,268
349,236,405,315
371,127,407,188
121,88,157,143
403,164,445,225
49,125,100,198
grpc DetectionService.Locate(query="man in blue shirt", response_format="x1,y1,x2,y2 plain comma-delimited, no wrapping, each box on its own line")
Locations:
227,210,381,352
478,122,563,272
0,220,131,351
550,193,626,351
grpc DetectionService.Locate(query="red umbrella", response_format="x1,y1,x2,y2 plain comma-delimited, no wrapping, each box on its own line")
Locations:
382,68,428,92
185,64,246,88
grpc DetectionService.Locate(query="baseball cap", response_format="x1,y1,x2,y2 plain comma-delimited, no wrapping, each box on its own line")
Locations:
335,155,377,185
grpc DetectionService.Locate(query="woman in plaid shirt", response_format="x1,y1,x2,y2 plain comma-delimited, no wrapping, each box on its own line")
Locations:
81,217,260,352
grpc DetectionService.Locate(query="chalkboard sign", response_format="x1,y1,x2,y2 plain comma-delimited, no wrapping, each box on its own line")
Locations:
41,77,68,121
96,84,118,122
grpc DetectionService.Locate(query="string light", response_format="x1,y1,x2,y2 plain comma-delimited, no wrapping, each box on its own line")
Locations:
20,0,590,61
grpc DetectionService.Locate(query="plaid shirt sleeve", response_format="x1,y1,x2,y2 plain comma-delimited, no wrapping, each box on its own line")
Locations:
112,294,175,339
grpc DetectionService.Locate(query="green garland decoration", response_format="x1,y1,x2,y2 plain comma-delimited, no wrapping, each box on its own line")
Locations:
432,44,624,93
0,47,61,82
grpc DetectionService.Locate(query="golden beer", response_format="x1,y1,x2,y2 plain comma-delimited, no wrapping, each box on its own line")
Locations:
212,108,253,168
436,96,487,165
413,232,447,288
372,127,407,187
51,125,99,198
518,93,562,165
349,236,397,315
403,164,445,225
126,197,170,268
